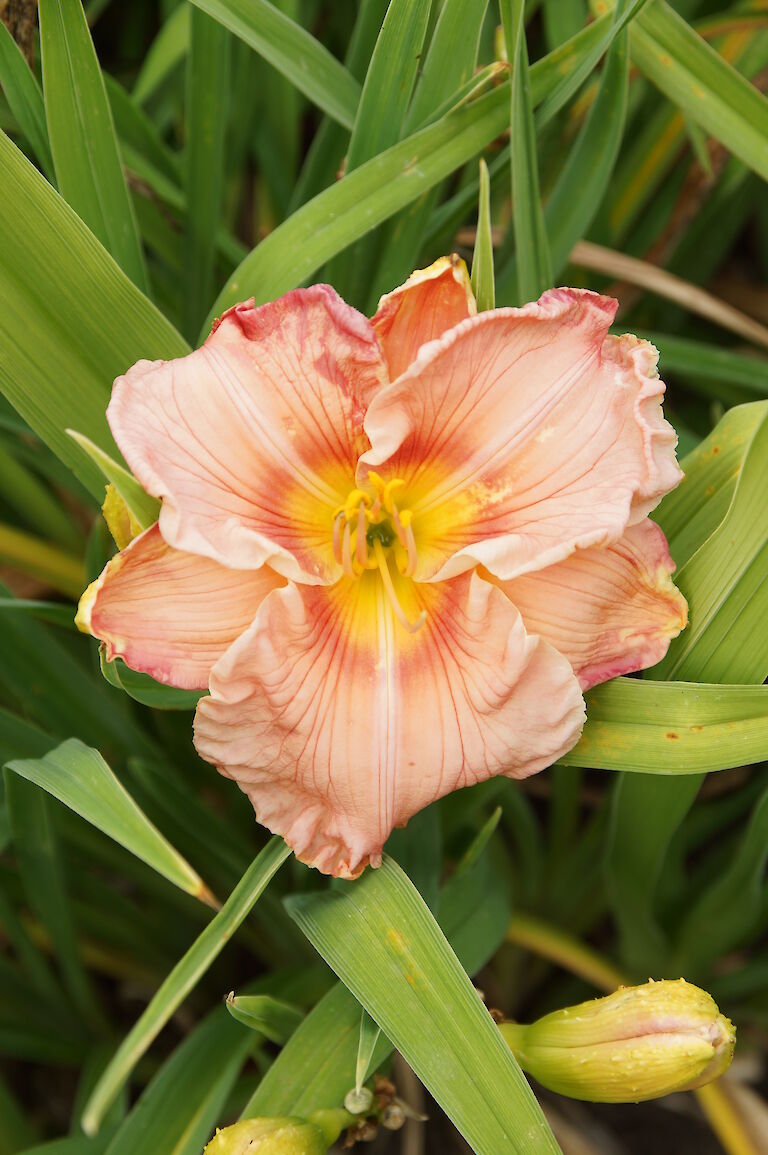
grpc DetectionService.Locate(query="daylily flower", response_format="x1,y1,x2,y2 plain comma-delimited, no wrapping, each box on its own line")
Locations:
77,257,687,878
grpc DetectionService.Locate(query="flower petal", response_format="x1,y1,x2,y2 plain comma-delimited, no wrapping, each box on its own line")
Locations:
371,255,476,379
108,287,388,584
360,289,682,582
194,571,585,877
496,519,688,690
77,524,284,690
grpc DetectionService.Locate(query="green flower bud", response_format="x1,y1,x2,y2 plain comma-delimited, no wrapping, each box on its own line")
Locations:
204,1109,354,1155
500,979,735,1103
204,1117,329,1155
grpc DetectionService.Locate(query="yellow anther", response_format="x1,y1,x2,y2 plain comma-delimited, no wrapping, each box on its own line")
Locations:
383,478,406,514
366,471,387,498
333,477,419,593
335,488,371,522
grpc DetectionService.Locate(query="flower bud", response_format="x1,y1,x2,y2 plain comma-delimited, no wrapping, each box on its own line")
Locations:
204,1109,354,1155
203,1117,329,1155
500,979,735,1103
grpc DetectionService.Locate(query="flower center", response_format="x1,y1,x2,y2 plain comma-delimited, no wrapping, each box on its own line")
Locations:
332,472,425,633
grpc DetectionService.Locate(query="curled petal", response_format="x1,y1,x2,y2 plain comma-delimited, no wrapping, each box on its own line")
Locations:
360,289,682,583
497,519,688,690
371,255,476,379
194,571,585,877
108,287,388,584
77,524,284,690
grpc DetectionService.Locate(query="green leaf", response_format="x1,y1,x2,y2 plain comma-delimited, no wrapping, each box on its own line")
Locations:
187,0,360,129
385,806,441,915
207,85,509,326
404,0,489,134
655,408,768,683
5,739,213,903
0,522,83,598
363,0,491,308
325,0,430,305
103,1005,251,1155
39,0,147,290
99,653,203,711
437,837,512,976
0,1072,39,1152
0,587,151,752
631,0,768,183
16,1137,114,1155
133,3,190,105
67,431,159,530
82,839,291,1135
534,0,645,128
604,401,768,976
421,19,612,257
4,772,104,1031
676,785,768,970
655,401,767,569
562,678,768,774
346,0,431,171
183,9,230,340
471,158,495,311
500,0,551,303
242,982,393,1120
0,18,54,177
454,806,503,876
103,73,181,189
287,857,560,1155
543,0,587,52
355,1009,382,1092
241,845,508,1121
545,31,628,275
0,439,81,550
606,771,697,976
226,993,304,1044
0,130,188,499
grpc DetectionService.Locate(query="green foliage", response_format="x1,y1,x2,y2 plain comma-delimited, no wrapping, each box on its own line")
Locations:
0,0,767,1150
39,0,147,289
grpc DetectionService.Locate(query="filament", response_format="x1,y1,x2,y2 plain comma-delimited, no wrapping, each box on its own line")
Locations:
355,502,368,569
342,521,356,579
373,539,426,634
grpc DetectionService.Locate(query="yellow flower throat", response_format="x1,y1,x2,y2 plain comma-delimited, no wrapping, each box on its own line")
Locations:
332,472,425,633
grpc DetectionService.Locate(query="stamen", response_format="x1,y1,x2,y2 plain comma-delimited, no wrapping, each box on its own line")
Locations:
342,488,372,521
355,502,368,569
390,505,408,548
403,523,418,578
372,539,426,634
383,479,406,514
332,513,345,566
342,521,356,579
391,507,418,578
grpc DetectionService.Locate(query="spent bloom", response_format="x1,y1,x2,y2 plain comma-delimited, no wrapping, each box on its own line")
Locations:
77,257,686,877
499,978,735,1102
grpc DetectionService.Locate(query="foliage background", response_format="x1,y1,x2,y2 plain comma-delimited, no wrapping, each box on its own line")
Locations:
0,0,768,1152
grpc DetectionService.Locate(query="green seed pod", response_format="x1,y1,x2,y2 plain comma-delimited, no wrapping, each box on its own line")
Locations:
500,978,735,1103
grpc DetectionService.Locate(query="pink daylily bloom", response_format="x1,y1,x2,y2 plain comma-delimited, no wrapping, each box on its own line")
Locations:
77,256,687,878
